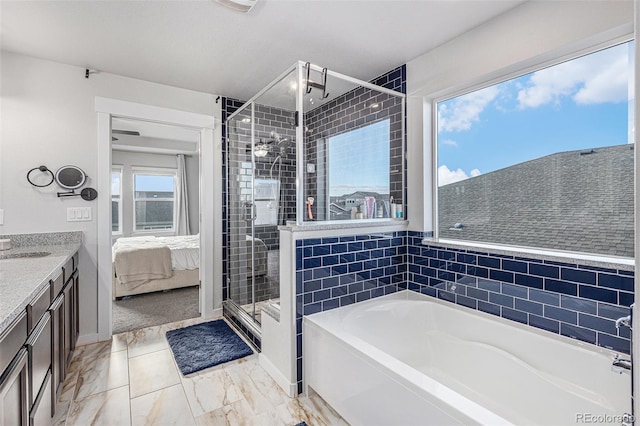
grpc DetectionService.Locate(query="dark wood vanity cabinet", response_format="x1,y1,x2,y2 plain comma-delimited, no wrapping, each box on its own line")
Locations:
62,274,78,368
49,295,63,416
0,348,29,426
27,314,52,426
26,313,51,408
0,250,79,426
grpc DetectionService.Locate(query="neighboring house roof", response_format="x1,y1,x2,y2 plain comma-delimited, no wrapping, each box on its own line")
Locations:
331,191,388,200
438,144,634,258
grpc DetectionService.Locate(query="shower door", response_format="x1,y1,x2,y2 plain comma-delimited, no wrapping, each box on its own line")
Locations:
226,68,298,329
227,103,259,324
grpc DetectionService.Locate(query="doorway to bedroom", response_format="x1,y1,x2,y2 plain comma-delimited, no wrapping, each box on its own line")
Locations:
110,118,202,334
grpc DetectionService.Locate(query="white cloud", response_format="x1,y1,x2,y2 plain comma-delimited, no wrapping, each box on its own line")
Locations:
517,43,630,109
440,139,458,147
438,86,499,133
438,165,481,187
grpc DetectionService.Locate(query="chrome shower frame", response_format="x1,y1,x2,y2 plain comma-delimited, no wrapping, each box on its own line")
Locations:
227,60,406,226
225,61,407,345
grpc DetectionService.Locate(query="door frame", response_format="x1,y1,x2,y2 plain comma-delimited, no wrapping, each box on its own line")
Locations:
95,97,218,341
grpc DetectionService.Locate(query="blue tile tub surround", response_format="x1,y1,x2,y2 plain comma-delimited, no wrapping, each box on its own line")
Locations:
407,232,634,355
295,229,634,394
295,231,407,392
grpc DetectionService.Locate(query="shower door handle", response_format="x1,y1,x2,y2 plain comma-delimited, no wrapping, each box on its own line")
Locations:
243,202,257,222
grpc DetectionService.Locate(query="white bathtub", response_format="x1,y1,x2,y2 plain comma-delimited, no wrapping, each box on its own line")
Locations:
303,290,631,425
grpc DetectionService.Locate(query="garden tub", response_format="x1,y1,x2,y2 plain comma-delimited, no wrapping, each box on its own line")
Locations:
303,290,630,425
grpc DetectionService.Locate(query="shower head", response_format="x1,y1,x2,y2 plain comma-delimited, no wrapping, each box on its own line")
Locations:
277,138,292,147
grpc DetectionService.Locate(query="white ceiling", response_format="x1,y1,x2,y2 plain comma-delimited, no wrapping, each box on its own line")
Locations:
111,117,200,155
1,0,526,102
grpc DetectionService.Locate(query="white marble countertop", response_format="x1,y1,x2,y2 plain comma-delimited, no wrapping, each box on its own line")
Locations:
0,239,81,336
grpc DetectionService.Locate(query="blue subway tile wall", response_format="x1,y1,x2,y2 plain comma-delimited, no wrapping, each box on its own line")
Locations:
295,231,407,392
407,231,634,355
221,97,246,301
294,230,634,394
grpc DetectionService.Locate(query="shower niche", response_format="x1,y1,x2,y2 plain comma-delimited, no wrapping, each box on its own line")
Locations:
225,62,406,341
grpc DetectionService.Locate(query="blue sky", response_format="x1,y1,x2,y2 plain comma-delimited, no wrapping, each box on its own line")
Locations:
135,174,175,193
329,119,390,196
437,41,633,186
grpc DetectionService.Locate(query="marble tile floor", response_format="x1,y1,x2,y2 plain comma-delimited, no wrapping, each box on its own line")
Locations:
55,316,347,426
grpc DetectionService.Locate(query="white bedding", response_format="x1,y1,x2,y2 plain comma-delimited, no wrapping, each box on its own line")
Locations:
112,235,199,270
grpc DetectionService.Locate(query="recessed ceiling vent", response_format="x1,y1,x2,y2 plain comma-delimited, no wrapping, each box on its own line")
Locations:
214,0,258,13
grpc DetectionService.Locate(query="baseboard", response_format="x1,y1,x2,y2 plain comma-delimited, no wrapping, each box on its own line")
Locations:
209,307,223,318
259,353,296,397
76,333,101,346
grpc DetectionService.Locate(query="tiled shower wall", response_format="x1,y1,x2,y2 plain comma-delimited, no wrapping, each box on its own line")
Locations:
222,65,407,304
304,66,406,221
222,97,244,301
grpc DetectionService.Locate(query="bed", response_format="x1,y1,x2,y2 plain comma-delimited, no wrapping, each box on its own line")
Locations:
112,235,200,300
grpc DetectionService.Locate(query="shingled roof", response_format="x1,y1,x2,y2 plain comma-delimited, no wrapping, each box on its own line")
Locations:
438,144,634,258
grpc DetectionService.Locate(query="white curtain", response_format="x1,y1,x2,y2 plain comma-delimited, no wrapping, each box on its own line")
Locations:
176,154,191,235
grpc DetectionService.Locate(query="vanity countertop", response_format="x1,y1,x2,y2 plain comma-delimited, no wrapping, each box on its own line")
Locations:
0,232,82,336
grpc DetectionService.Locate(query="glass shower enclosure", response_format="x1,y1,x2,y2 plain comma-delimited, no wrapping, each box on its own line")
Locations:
225,62,405,342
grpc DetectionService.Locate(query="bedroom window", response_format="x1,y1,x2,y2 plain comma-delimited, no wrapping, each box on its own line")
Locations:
133,168,177,232
435,40,634,258
111,167,122,234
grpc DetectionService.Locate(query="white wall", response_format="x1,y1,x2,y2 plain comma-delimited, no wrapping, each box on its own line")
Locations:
186,154,200,234
405,0,634,233
0,51,219,339
112,150,200,238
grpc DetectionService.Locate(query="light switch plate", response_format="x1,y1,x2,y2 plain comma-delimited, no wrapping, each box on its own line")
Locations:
67,207,92,222
0,209,4,225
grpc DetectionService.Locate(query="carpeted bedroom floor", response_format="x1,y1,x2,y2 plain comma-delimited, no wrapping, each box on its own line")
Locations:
112,286,200,334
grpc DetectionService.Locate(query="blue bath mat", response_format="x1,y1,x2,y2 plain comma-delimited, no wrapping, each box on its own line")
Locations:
166,319,254,375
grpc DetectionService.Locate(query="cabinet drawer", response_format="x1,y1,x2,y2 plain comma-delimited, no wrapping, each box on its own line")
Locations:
26,313,51,408
27,283,51,333
0,311,27,375
51,269,64,299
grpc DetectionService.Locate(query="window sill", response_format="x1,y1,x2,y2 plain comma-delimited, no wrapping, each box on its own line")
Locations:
421,238,634,271
280,218,408,233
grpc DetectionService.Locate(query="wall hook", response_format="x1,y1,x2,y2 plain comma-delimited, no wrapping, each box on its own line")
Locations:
85,68,98,79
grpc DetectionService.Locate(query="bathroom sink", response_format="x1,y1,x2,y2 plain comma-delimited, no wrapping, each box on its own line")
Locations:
0,251,51,260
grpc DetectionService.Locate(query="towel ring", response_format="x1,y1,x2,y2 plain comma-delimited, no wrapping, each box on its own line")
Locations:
27,166,55,187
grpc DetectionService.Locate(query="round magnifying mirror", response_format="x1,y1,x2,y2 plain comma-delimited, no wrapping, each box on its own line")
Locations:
55,165,87,190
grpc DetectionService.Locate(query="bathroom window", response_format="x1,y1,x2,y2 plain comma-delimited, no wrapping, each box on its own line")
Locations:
111,167,122,234
435,40,634,258
327,119,391,220
132,167,177,232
